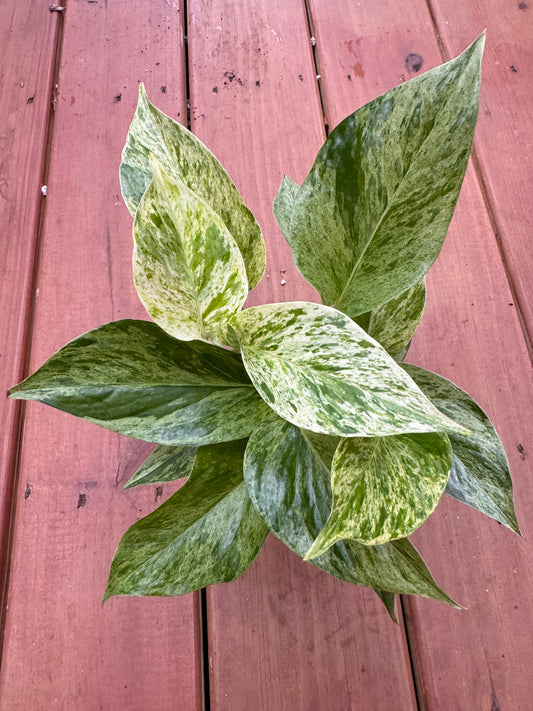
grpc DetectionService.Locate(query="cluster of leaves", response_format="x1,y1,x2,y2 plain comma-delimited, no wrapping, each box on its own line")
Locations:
9,34,519,617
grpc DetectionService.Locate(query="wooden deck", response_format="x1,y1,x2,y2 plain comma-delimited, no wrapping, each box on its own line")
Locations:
1,1,532,708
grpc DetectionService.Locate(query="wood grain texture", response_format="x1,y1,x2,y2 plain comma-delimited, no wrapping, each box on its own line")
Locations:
0,2,202,709
308,0,533,708
0,0,59,598
3,1,532,708
187,1,418,708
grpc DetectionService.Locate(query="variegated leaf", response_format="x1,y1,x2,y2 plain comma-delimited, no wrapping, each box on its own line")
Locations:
105,440,269,599
404,365,520,534
124,445,197,489
274,35,484,317
9,320,277,445
273,174,299,237
305,432,451,558
120,84,265,289
244,421,456,604
355,279,426,362
232,301,468,437
133,159,247,344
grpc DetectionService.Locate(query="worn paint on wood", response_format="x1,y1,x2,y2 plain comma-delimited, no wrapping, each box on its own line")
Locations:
1,0,532,709
308,0,533,708
429,0,533,352
0,2,202,710
0,0,60,603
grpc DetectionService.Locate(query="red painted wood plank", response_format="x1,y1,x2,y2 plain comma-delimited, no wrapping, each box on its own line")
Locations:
428,0,533,351
0,0,60,599
308,1,533,708
0,2,202,709
187,1,418,708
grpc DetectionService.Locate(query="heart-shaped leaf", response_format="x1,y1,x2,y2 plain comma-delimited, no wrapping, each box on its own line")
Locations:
124,445,197,489
355,279,426,362
244,420,456,604
274,34,484,317
232,301,467,437
133,159,247,344
9,320,277,445
105,439,269,599
305,432,451,557
121,84,265,289
404,365,520,534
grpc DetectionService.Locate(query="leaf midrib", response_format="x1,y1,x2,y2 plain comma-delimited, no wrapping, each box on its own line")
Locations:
113,483,242,592
243,344,427,422
332,122,437,312
14,381,255,395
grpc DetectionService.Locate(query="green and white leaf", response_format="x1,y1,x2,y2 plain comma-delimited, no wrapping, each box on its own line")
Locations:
274,35,484,317
355,279,426,362
133,159,247,345
273,175,299,237
105,440,269,599
121,84,265,289
9,320,277,446
305,432,451,557
404,365,520,534
232,301,468,437
124,445,197,489
244,420,456,604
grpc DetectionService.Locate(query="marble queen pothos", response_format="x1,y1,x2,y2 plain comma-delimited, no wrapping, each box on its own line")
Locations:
10,33,520,620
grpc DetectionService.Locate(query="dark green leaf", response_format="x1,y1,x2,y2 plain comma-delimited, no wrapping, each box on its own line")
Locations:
120,84,265,289
105,439,269,599
274,35,484,317
133,159,248,345
244,421,457,604
403,364,520,534
306,431,451,556
9,320,277,446
355,279,426,362
232,301,468,437
374,589,398,623
124,445,197,489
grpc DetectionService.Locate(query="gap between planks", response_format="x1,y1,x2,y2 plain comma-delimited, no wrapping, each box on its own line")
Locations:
0,7,65,664
303,0,329,134
425,0,533,364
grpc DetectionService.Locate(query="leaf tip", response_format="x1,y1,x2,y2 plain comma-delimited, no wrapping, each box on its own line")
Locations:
7,384,27,401
138,82,148,102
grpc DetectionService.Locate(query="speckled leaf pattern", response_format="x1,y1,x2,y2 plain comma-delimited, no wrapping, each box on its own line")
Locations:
244,421,456,604
133,159,247,344
274,35,484,316
306,432,451,557
120,84,265,289
9,320,277,445
273,175,299,238
124,445,197,489
356,279,426,362
404,365,520,534
104,440,269,599
232,301,467,437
